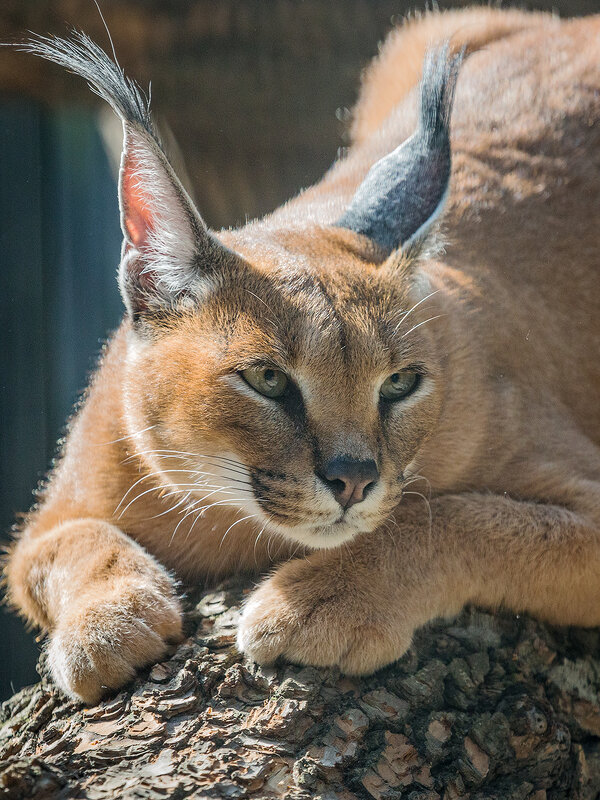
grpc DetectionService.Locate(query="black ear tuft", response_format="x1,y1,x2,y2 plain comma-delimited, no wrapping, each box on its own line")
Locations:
20,31,157,143
19,31,239,321
419,44,462,149
337,45,463,254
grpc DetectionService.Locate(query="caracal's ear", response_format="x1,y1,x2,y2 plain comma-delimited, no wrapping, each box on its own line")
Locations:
21,32,238,321
337,45,463,256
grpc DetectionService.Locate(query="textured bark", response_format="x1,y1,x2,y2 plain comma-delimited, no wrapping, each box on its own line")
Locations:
3,580,600,799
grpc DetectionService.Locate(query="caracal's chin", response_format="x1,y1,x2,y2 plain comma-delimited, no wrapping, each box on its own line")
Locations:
266,514,381,550
243,484,396,550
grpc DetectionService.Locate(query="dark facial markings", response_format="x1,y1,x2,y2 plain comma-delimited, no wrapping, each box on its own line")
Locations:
225,275,432,533
250,468,333,524
312,274,348,355
279,380,307,432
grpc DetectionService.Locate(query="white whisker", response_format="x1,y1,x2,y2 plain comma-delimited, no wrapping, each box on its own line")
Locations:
122,449,251,479
114,468,199,513
403,489,433,555
195,497,251,516
97,424,156,447
126,448,247,467
116,465,253,514
117,480,251,520
253,516,273,564
144,491,193,521
244,289,278,329
401,314,446,339
170,496,251,546
402,474,432,496
220,514,258,550
395,290,440,332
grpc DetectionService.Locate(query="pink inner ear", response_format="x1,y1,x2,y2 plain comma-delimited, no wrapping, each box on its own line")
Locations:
121,152,156,248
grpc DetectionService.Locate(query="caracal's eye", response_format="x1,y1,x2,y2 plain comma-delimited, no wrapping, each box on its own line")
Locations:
241,366,289,398
380,371,419,401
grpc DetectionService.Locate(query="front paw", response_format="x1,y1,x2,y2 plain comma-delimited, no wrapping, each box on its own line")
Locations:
237,557,413,676
48,579,183,705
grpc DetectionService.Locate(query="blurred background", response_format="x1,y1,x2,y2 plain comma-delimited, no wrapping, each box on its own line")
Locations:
1,0,598,702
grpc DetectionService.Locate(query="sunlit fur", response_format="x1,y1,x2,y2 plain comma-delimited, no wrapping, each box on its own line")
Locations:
6,8,600,704
119,234,440,551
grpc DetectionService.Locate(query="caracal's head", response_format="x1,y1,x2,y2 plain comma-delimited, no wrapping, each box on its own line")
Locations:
126,227,446,548
27,33,461,548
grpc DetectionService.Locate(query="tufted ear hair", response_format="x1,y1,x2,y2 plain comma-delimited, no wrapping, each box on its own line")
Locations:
21,32,238,321
337,45,463,255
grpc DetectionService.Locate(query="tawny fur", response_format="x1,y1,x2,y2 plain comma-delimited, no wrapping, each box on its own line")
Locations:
6,8,600,704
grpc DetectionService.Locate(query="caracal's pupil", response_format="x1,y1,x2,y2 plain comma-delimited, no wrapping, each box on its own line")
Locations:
6,9,600,704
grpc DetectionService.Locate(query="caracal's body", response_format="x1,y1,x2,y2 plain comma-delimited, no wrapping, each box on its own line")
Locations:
7,9,600,704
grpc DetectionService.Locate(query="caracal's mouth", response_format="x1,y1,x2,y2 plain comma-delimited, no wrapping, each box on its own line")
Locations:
262,502,393,549
167,452,402,550
266,484,406,550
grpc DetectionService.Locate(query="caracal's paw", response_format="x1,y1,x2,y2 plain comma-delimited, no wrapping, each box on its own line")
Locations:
47,579,183,705
237,557,413,676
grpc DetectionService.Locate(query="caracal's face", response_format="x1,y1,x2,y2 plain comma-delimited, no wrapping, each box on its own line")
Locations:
126,230,443,548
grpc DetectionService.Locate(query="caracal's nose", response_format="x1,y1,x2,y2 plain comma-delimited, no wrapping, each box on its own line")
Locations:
320,457,379,508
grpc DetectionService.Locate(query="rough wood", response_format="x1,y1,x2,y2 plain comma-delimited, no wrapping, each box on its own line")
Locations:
3,580,600,799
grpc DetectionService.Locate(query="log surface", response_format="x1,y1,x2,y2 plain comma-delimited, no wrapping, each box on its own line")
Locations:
2,580,600,799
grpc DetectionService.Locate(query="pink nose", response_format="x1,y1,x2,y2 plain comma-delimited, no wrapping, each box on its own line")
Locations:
320,457,379,509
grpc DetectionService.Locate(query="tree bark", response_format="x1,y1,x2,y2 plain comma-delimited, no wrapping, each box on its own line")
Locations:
2,580,600,799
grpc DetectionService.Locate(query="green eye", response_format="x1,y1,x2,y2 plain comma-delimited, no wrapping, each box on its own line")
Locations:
380,371,419,401
241,366,289,398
